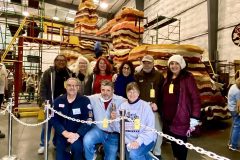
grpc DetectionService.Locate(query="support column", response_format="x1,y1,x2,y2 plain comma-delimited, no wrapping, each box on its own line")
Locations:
135,0,144,11
14,37,23,109
207,0,219,73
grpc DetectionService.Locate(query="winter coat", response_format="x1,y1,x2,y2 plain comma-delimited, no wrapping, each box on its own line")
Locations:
51,94,93,137
114,74,135,98
161,72,201,136
135,68,164,108
40,66,72,104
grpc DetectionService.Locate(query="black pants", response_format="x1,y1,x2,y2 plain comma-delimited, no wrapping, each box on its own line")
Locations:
27,87,35,101
170,132,188,160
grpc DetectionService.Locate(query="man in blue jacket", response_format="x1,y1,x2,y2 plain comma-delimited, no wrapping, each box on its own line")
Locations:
51,77,93,160
38,55,73,154
83,80,125,160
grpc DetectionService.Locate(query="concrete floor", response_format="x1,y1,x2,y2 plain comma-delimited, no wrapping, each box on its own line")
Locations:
0,103,239,160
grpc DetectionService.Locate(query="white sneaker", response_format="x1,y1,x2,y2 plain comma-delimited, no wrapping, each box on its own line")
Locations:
148,152,159,160
93,153,97,160
38,146,44,154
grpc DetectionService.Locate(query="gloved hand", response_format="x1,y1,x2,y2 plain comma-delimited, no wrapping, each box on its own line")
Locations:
190,118,199,130
187,118,200,137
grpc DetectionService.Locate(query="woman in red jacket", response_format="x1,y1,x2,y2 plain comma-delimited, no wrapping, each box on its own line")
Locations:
85,56,113,94
161,55,201,160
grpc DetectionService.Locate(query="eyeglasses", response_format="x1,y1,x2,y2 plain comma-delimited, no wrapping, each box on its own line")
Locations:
66,84,79,88
123,67,130,70
79,62,87,65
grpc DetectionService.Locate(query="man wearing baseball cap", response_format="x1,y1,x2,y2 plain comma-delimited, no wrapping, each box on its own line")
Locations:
135,55,164,160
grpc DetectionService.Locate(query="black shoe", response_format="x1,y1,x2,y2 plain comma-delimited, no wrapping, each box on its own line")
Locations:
0,132,5,138
154,155,162,160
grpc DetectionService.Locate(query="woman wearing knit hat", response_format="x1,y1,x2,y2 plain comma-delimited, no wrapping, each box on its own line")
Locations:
160,55,201,160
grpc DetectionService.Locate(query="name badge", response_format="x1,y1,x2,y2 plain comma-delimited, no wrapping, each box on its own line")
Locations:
150,89,155,98
169,84,174,94
59,104,65,108
72,108,81,115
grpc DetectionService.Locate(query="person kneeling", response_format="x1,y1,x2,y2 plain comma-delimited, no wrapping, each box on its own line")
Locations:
51,78,93,160
111,82,156,160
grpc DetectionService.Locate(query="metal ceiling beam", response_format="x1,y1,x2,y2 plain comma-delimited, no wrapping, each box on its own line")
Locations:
110,0,131,14
0,12,74,28
98,0,131,27
43,0,78,10
40,0,112,18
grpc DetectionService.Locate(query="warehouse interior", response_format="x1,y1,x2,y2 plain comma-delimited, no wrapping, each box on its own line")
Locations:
0,0,240,160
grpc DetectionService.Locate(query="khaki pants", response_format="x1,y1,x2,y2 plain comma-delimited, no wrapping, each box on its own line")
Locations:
153,112,162,155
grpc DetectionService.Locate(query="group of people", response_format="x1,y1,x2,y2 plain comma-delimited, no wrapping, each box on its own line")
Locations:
22,73,38,102
0,49,237,159
36,53,202,160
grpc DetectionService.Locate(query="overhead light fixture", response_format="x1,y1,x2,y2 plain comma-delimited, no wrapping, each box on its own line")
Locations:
69,10,76,15
22,11,29,17
93,0,99,4
53,16,59,21
22,5,29,17
100,2,108,9
7,7,14,12
66,17,74,22
53,7,59,21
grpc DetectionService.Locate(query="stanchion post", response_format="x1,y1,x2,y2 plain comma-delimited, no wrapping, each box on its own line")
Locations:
119,109,126,160
2,98,18,160
8,98,13,156
44,100,49,160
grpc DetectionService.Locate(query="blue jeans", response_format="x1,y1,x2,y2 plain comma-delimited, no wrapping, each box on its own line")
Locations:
83,126,119,160
28,92,34,101
56,136,84,160
126,141,154,160
40,121,56,147
229,111,240,149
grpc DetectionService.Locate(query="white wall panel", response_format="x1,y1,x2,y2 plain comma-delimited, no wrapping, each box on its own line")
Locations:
144,0,206,21
182,34,209,61
143,0,207,49
176,2,207,41
143,0,240,76
217,0,240,64
218,0,240,28
144,0,158,10
22,44,60,72
115,0,136,16
42,47,59,72
124,0,135,8
218,27,240,63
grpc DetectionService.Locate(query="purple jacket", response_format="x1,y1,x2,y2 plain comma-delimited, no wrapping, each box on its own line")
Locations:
162,72,201,136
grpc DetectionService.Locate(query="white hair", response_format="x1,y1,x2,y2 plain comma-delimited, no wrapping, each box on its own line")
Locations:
69,56,93,81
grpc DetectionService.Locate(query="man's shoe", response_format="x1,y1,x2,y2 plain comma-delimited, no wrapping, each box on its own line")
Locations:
0,132,5,138
38,146,44,154
93,153,97,160
148,152,162,160
154,155,162,160
228,145,240,152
